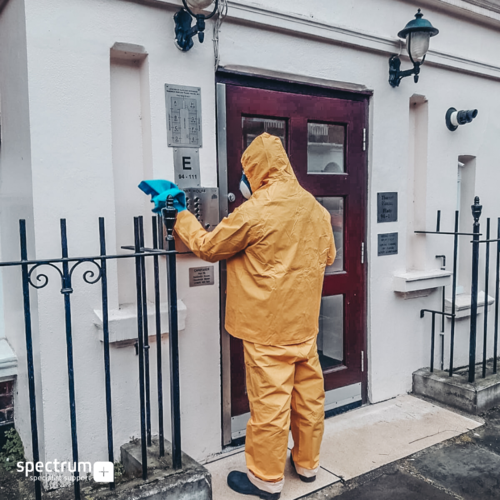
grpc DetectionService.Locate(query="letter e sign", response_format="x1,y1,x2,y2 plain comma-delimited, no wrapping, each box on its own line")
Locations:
173,148,201,188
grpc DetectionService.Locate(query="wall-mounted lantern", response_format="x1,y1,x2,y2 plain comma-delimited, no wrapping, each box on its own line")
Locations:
174,0,219,52
389,9,439,88
446,108,478,131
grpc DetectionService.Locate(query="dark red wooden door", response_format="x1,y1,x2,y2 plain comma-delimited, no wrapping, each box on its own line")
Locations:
225,84,367,418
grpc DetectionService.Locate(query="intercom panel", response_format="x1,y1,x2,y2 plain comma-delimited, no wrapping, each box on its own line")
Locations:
184,187,219,231
174,187,219,253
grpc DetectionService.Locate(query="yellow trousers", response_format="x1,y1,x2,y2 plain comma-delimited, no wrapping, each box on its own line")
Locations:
243,337,325,483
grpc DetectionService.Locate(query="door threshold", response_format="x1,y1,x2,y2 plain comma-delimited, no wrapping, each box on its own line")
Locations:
325,399,362,419
229,383,363,442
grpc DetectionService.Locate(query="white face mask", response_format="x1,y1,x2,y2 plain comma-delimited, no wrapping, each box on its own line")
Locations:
240,173,252,200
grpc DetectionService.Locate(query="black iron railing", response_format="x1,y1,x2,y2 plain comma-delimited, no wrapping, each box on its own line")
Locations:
419,196,500,382
2,196,182,499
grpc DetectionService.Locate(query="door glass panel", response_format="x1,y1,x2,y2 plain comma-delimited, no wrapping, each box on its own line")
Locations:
317,295,344,369
242,117,287,150
307,122,345,174
317,197,344,273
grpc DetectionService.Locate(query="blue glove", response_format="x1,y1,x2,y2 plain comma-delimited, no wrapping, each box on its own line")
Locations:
138,180,187,213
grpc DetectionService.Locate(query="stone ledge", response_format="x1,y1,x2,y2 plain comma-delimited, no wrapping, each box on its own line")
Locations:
413,366,500,415
93,301,187,346
445,292,494,319
393,269,451,295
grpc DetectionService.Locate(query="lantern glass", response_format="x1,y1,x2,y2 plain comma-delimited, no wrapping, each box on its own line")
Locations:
407,31,430,63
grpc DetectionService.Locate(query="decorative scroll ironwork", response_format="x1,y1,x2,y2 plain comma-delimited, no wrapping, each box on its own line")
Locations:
69,259,103,286
27,262,63,290
26,259,103,292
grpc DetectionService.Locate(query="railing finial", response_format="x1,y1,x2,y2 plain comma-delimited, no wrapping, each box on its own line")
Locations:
472,196,482,224
162,195,178,242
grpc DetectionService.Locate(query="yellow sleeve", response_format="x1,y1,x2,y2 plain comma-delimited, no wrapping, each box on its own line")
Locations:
326,226,336,266
174,208,258,263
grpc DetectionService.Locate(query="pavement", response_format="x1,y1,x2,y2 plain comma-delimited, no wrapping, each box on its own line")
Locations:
204,394,487,500
304,404,500,499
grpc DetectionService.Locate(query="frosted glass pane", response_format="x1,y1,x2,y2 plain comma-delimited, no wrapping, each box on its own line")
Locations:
407,32,429,62
317,295,344,369
317,197,344,273
242,117,286,150
308,122,345,174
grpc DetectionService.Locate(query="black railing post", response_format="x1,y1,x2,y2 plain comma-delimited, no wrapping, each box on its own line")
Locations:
430,312,436,372
449,211,459,376
162,196,182,470
134,218,148,480
435,254,446,370
421,309,455,371
152,216,165,457
494,218,500,374
19,220,42,500
482,218,491,378
138,217,152,447
469,197,482,383
60,219,80,499
99,218,115,489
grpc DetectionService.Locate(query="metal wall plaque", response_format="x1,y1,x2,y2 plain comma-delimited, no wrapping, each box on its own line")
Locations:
184,187,219,230
378,233,398,256
173,148,201,188
377,192,398,223
189,266,215,287
165,84,202,148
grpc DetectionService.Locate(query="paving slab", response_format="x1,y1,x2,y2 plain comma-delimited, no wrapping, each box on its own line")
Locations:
207,395,483,500
323,469,456,500
411,444,500,499
317,394,482,480
205,449,340,500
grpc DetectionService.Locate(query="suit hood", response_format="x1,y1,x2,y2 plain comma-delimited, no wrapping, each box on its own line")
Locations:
241,133,297,193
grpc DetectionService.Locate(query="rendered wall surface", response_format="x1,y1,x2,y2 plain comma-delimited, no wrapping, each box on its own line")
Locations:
0,0,43,466
1,0,500,470
0,0,221,475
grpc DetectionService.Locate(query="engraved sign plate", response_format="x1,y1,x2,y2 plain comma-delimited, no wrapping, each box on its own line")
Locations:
189,266,215,287
165,84,202,148
378,233,398,256
173,148,201,188
377,192,398,223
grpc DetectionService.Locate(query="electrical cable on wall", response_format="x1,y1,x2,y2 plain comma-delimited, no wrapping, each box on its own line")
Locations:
213,0,228,70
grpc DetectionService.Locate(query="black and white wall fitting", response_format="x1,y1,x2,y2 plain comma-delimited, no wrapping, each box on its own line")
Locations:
446,108,478,131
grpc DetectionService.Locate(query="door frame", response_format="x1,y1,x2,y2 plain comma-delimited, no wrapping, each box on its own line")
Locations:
215,70,371,446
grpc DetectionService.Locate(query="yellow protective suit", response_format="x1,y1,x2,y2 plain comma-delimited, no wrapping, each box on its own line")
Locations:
244,338,325,486
174,132,335,488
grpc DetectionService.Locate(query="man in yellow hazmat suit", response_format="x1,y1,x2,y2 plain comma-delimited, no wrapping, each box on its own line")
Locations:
173,133,335,500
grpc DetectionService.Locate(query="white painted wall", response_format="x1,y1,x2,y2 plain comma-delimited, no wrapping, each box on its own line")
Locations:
0,0,220,478
217,0,500,402
1,0,500,477
0,0,43,465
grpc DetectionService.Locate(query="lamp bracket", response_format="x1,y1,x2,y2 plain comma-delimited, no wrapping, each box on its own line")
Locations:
174,0,219,52
389,55,421,88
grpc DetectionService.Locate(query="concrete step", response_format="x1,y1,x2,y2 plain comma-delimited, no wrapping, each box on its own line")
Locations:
119,438,212,500
413,362,500,414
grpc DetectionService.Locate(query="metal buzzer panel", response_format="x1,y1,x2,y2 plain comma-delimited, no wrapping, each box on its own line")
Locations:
185,187,219,231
